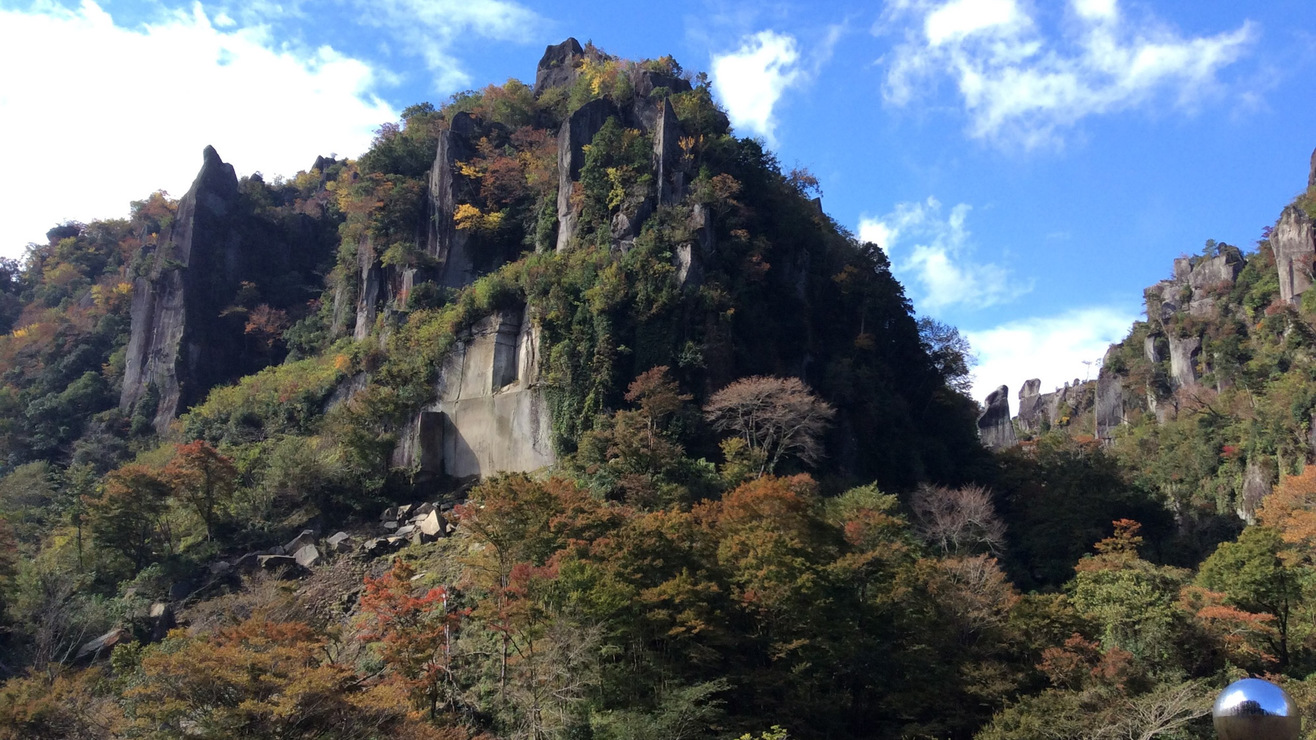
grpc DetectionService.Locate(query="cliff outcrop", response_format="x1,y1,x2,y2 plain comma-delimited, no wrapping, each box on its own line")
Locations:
390,305,555,480
120,147,334,431
977,385,1017,449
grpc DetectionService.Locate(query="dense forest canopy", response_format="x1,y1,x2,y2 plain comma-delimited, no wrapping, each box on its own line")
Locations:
0,37,1315,740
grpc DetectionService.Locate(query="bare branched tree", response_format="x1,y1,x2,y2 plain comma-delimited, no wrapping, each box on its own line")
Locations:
703,376,836,476
1098,680,1212,740
910,483,1006,555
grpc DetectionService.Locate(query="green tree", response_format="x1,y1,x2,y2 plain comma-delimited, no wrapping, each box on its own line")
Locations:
1196,526,1302,670
86,464,171,572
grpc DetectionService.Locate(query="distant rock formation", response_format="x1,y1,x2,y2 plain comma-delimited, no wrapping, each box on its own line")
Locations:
556,98,619,251
977,385,1017,449
1273,205,1315,304
428,111,479,288
534,38,588,96
1167,335,1201,389
391,304,555,479
1017,379,1044,435
120,146,331,431
1094,347,1125,441
1309,146,1316,189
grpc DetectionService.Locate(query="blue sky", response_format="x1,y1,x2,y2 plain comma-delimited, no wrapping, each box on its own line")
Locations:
2,0,1314,406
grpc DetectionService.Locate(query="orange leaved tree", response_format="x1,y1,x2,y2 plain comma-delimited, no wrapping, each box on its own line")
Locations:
360,558,465,718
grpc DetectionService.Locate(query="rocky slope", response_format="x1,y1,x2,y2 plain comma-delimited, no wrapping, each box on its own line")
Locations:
986,147,1316,518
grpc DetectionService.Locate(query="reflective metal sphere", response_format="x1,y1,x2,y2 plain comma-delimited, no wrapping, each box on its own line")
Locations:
1213,678,1300,740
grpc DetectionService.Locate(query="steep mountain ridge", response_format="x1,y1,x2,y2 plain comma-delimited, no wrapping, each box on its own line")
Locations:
991,149,1316,522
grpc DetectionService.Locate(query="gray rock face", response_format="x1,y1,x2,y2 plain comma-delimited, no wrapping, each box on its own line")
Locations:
1039,380,1095,429
428,112,479,287
977,385,1017,449
391,304,555,478
1310,146,1316,189
1144,335,1164,364
120,146,332,429
534,38,585,96
1273,205,1315,304
1168,334,1201,389
1095,348,1125,441
1016,379,1043,434
556,98,619,251
1239,459,1273,523
120,146,240,429
653,99,685,209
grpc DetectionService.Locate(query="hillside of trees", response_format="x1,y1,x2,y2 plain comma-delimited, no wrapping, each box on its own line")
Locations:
1,39,1315,739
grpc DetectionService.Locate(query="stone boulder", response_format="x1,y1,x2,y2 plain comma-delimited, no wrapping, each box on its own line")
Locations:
976,385,1017,450
326,532,352,553
149,602,176,641
257,554,306,578
417,509,446,538
294,544,322,569
1273,205,1316,304
76,628,126,661
285,529,316,555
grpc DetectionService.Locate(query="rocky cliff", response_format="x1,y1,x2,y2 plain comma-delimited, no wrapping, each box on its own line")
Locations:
120,147,334,431
995,146,1316,517
390,304,554,479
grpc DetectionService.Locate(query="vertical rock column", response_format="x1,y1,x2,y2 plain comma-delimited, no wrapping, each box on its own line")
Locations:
977,385,1017,450
120,146,242,431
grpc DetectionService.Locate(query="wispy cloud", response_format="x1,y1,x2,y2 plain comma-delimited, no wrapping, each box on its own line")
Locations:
858,197,1029,312
0,1,396,257
711,30,806,145
875,0,1256,148
346,0,541,91
965,304,1139,411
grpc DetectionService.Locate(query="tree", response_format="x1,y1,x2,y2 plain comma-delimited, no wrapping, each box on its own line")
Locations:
163,441,237,541
1196,526,1301,669
129,618,451,738
909,483,1006,555
917,317,975,394
85,464,171,572
704,376,835,476
360,558,465,718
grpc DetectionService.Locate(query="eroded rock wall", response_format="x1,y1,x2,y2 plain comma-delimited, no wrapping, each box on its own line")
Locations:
977,385,1017,450
392,305,555,478
1274,205,1315,304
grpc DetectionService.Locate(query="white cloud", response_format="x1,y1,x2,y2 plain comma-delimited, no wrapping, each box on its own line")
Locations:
711,30,805,145
965,304,1138,412
348,0,540,91
1072,0,1116,22
877,0,1255,147
925,0,1025,46
0,1,397,258
858,197,1029,312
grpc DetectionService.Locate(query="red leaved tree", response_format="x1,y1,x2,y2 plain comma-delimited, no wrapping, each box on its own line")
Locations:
360,558,465,718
